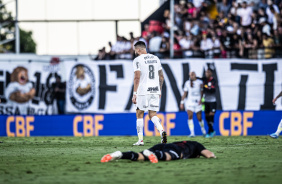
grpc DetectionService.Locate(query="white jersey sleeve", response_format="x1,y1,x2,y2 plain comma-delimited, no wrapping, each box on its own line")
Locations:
133,57,141,72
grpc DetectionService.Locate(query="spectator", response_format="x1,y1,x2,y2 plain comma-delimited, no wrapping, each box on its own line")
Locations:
89,47,110,61
230,1,240,23
173,37,182,58
158,36,170,58
52,76,66,114
242,33,258,59
187,2,197,18
190,20,200,36
110,35,123,59
149,31,162,53
211,35,221,58
142,24,150,38
260,17,271,36
200,31,213,58
193,0,204,9
217,0,231,17
256,30,265,59
119,37,132,59
183,19,192,35
179,34,194,58
237,1,253,29
266,0,280,24
270,6,280,30
258,0,268,10
257,7,268,21
263,33,274,58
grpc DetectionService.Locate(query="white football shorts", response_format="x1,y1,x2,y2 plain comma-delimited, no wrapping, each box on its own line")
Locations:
185,102,202,113
136,94,160,112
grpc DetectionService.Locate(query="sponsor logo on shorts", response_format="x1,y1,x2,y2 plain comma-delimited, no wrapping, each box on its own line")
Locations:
143,105,148,108
147,86,159,92
150,104,159,108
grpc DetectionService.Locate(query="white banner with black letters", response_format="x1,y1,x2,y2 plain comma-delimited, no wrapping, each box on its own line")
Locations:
0,56,281,115
64,59,282,113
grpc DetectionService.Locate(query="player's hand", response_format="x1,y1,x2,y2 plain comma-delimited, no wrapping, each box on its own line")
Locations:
159,94,161,99
180,104,184,110
198,100,202,105
272,97,277,104
132,95,137,104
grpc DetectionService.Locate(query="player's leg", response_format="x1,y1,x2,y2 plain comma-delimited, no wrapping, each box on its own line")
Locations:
207,102,216,137
205,102,216,138
133,109,145,145
148,94,167,143
196,110,206,136
101,151,145,162
187,110,195,137
270,118,282,139
133,95,146,146
149,110,167,143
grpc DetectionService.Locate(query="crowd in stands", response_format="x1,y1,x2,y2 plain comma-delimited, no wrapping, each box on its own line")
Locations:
93,0,282,60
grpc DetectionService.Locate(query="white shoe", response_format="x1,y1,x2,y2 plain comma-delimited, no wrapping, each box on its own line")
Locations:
133,140,144,146
101,151,122,162
143,149,158,163
188,134,195,138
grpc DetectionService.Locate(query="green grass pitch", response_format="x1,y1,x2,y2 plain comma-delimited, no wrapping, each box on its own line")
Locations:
0,136,282,184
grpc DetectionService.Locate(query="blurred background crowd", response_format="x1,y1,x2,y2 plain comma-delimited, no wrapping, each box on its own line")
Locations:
92,0,282,60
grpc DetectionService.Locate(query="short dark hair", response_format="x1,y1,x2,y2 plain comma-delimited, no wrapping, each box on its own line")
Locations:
206,68,213,72
134,41,146,48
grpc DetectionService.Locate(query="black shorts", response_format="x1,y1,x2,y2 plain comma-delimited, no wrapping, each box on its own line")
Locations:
148,143,182,160
205,102,216,114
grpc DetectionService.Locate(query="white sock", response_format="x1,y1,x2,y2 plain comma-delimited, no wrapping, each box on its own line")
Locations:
151,116,164,135
188,119,195,135
275,119,282,135
199,120,206,135
136,118,143,141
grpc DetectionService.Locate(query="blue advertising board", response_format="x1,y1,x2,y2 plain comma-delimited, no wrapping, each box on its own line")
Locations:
0,111,281,137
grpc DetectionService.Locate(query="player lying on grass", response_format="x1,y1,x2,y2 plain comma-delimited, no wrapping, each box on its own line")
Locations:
101,141,216,163
270,90,282,139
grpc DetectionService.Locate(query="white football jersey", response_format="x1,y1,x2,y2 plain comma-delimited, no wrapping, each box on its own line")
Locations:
183,79,203,104
133,54,162,95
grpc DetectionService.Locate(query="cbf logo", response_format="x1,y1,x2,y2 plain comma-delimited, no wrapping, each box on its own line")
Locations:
68,64,95,110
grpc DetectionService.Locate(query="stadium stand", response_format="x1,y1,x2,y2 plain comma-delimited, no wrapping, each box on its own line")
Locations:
95,0,282,60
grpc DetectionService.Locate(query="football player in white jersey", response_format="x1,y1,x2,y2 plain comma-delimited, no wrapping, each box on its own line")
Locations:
132,41,167,146
180,72,206,137
270,90,282,139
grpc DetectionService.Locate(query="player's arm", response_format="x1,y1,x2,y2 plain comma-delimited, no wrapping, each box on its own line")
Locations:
159,69,164,92
273,91,282,104
132,71,140,104
180,91,188,110
201,150,216,158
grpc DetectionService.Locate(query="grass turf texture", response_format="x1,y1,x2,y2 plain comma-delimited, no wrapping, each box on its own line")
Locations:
0,136,282,184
